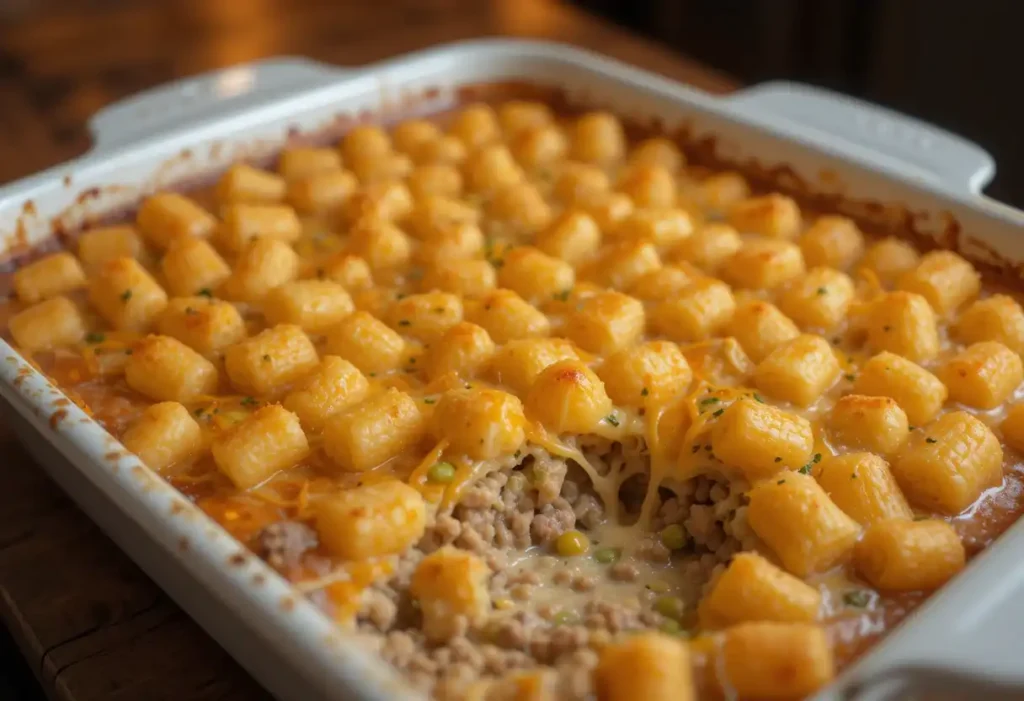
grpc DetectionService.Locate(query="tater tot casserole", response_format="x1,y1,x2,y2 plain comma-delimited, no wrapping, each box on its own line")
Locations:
4,93,1024,701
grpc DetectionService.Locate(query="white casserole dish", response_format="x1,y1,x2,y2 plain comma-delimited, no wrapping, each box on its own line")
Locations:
1,39,1023,701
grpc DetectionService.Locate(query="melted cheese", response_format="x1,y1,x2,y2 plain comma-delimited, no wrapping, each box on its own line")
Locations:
527,422,622,521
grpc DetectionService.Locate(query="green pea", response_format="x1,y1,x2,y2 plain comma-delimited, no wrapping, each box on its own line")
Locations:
593,547,620,564
552,610,578,626
654,595,685,620
659,524,686,551
555,529,591,557
659,619,683,635
427,461,456,484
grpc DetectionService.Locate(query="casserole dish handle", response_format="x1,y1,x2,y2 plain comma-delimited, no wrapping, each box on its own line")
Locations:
88,57,347,152
724,81,995,195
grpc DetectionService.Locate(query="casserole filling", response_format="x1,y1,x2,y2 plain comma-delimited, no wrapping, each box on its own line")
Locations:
4,96,1024,700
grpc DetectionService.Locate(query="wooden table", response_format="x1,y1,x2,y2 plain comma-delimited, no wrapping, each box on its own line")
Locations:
0,1,735,699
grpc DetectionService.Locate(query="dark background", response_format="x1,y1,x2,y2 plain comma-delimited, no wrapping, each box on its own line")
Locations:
575,0,1017,206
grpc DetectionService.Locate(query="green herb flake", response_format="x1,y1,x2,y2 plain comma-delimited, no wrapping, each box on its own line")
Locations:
691,445,701,454
553,289,572,302
198,287,213,298
423,398,436,405
641,387,650,397
777,479,786,485
398,319,411,327
816,287,827,296
185,306,198,316
753,393,765,403
240,396,258,407
605,414,620,427
908,425,917,431
120,289,133,302
926,437,938,444
700,397,720,407
712,408,725,418
85,332,105,344
774,457,782,463
843,590,871,608
844,373,856,381
262,354,271,362
193,407,205,417
798,463,813,475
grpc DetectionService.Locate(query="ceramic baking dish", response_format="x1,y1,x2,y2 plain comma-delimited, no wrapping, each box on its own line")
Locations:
2,39,1023,701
